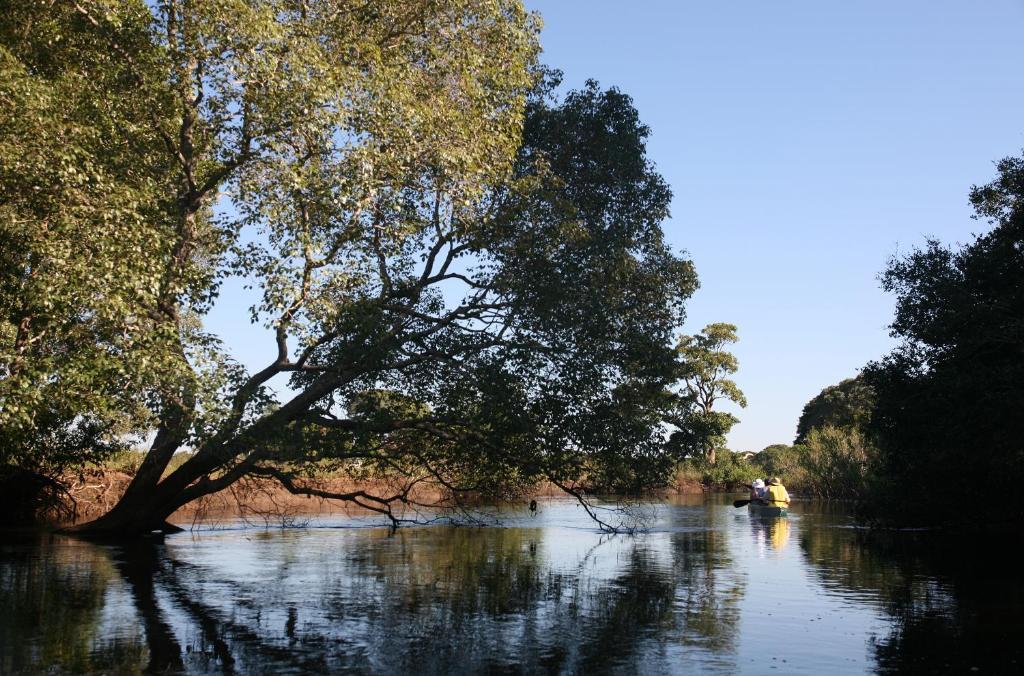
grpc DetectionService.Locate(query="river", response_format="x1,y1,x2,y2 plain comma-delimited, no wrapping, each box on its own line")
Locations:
1,495,1021,674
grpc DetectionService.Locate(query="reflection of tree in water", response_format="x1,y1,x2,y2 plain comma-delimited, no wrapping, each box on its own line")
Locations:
337,524,746,673
668,526,744,658
112,542,185,672
2,524,747,673
0,535,147,673
344,516,739,672
800,525,1024,673
177,526,743,673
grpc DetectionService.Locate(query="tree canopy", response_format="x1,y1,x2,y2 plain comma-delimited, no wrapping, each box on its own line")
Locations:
863,152,1024,525
1,0,176,470
666,323,746,465
1,3,701,535
794,376,875,444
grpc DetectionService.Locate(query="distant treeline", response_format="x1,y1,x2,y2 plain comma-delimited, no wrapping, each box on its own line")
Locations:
674,425,870,501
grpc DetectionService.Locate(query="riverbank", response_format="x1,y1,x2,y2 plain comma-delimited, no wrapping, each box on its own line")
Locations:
40,467,713,527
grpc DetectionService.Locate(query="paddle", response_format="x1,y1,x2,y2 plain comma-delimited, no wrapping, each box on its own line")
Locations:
734,483,757,508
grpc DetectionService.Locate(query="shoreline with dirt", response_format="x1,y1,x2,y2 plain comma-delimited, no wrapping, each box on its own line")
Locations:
48,468,712,528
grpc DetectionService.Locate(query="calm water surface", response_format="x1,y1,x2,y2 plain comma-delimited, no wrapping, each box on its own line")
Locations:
2,496,1021,674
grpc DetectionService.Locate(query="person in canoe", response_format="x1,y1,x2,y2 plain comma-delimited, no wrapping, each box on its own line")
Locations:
765,477,790,508
749,478,768,505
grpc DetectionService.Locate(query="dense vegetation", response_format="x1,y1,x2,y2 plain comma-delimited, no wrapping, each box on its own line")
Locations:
761,153,1024,524
677,426,871,500
3,2,1017,535
794,376,874,444
681,151,1024,519
1,1,713,535
860,153,1024,526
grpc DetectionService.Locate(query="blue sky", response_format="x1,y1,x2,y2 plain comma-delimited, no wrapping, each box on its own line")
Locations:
526,0,1024,449
206,2,1024,452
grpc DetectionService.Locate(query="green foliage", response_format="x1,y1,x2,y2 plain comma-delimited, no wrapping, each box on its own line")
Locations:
348,78,698,499
665,323,746,464
0,1,172,470
862,152,1024,525
794,376,875,444
97,450,147,476
82,449,192,477
748,430,876,500
751,443,810,489
677,323,747,409
799,427,875,500
664,410,734,461
2,1,707,533
676,449,759,487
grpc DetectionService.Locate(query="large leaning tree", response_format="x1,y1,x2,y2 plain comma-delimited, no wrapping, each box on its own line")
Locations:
1,1,698,536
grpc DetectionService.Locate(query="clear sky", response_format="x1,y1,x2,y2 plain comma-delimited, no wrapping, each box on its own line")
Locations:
525,0,1024,450
206,2,1024,453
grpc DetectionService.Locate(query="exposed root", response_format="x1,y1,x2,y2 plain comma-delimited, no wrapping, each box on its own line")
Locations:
0,466,77,526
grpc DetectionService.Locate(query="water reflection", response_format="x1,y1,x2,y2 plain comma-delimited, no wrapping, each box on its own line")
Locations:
748,514,790,555
0,535,147,673
1,507,747,673
799,524,1024,673
3,501,1023,673
150,523,745,673
113,541,187,672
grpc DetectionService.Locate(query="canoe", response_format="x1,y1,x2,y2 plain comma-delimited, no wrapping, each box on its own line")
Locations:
748,502,788,517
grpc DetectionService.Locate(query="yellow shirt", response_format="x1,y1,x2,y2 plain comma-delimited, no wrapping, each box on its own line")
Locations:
766,484,790,506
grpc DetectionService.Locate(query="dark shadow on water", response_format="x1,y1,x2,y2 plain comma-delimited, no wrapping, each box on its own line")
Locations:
112,542,185,673
799,514,1024,674
0,533,148,673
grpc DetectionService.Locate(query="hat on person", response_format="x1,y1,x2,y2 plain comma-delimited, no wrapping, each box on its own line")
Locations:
769,477,782,486
752,479,765,488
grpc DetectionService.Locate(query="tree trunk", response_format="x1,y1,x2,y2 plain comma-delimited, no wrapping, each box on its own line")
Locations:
707,446,716,466
65,424,259,538
66,372,347,538
61,489,184,538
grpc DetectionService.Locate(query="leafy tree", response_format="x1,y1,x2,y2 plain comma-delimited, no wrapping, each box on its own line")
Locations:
1,0,529,531
1,1,173,472
2,2,700,535
863,152,1024,525
666,323,746,465
794,376,875,443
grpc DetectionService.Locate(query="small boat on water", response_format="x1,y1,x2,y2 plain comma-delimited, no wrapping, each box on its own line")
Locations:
748,502,788,517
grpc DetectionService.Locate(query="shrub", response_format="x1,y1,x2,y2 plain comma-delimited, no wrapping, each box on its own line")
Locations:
751,444,810,490
800,426,875,499
676,448,760,488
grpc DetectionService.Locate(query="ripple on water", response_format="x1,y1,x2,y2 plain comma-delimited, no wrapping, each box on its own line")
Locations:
2,501,1022,674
